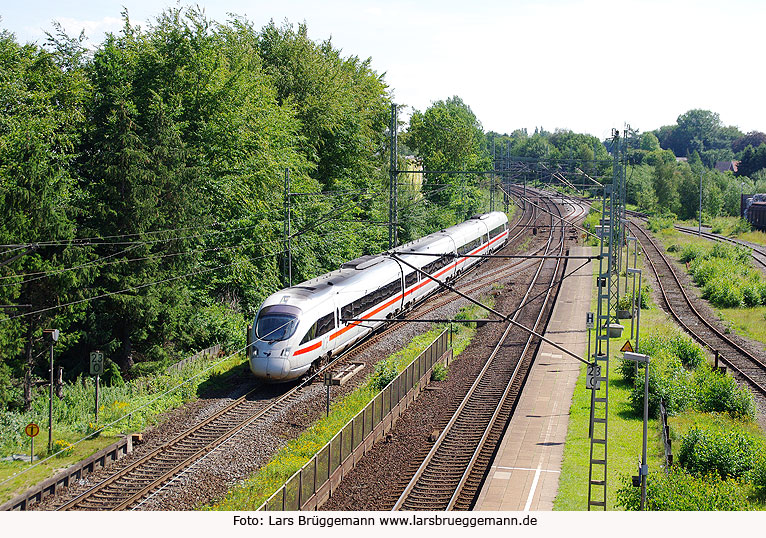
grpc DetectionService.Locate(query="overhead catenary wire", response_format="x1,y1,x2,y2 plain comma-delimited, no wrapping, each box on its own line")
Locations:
1,188,389,322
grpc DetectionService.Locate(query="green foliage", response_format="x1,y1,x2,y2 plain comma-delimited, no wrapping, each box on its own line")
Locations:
681,242,763,309
369,360,398,391
52,439,74,457
621,328,755,422
753,457,766,499
647,215,675,233
678,424,761,479
617,468,754,511
431,363,448,382
407,96,491,223
0,7,397,409
693,365,756,419
629,353,695,416
581,209,601,245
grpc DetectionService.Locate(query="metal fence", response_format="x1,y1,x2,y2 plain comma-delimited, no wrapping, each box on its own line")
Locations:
258,328,451,511
659,398,673,466
165,343,222,373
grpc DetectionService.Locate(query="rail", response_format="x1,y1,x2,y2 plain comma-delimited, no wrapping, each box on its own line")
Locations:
257,328,451,511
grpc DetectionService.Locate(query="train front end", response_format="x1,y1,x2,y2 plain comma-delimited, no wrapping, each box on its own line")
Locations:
249,303,304,381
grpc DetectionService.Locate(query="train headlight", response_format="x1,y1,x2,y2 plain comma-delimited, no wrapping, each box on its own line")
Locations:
281,347,292,356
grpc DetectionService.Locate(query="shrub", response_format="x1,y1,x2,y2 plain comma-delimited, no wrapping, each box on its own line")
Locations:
616,468,753,511
752,457,766,499
679,243,706,263
733,218,752,235
671,334,705,369
677,424,760,479
629,354,695,417
710,218,727,235
431,363,448,381
648,215,675,233
369,360,398,391
693,366,756,419
639,284,651,309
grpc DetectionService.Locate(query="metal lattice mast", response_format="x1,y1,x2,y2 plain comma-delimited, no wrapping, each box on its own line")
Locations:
587,130,622,510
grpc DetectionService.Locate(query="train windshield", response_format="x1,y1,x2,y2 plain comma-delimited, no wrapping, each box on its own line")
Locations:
255,304,302,342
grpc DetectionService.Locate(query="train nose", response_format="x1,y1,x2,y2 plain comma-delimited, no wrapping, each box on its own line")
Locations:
249,356,291,381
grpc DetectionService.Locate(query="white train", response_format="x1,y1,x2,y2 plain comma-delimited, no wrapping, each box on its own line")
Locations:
248,211,510,381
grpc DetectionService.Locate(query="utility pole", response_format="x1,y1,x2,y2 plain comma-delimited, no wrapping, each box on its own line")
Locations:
43,329,59,453
284,168,292,287
697,170,708,236
389,104,398,249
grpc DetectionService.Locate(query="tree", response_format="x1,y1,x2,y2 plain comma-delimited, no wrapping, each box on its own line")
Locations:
0,29,89,407
652,160,681,215
736,144,766,178
733,131,766,154
406,96,491,223
640,132,661,151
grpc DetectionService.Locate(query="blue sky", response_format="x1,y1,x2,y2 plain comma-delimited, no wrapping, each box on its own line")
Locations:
2,0,764,139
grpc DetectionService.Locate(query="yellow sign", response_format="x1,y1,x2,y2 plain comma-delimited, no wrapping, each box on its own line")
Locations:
24,423,40,438
620,340,634,353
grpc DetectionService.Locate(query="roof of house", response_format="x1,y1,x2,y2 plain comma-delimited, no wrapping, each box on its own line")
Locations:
714,160,739,173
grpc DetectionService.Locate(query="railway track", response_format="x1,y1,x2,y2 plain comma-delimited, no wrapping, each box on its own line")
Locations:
391,193,568,510
52,197,579,511
629,220,766,397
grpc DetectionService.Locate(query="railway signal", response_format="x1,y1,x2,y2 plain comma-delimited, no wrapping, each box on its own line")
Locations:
25,422,39,463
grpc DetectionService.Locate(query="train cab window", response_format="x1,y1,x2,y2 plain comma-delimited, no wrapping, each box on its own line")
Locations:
255,305,301,342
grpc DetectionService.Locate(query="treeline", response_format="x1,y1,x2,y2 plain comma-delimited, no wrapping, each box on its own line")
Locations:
620,110,766,219
0,8,497,411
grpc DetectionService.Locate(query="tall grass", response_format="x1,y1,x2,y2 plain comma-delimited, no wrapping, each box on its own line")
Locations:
0,353,244,458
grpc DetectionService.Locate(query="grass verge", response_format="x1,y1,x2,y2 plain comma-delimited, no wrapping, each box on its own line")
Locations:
0,353,245,504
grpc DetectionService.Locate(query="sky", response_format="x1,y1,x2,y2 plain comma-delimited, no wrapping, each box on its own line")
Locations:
1,0,764,140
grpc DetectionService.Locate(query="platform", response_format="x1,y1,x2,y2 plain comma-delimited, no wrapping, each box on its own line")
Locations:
474,246,592,511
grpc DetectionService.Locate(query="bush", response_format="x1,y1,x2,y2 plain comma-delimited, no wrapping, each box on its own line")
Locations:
52,439,74,457
639,284,651,309
733,218,752,235
616,468,753,510
752,457,766,499
677,424,760,479
693,366,756,419
648,215,675,233
369,360,398,391
672,335,705,369
679,243,706,263
431,363,448,381
630,355,695,417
